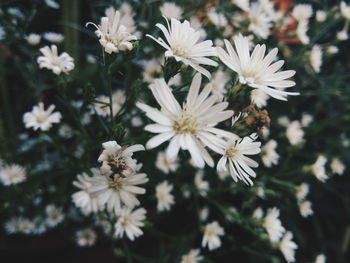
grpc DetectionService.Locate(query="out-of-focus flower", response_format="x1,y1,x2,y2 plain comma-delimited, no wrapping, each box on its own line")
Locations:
248,2,272,39
45,0,60,9
263,207,285,242
159,2,183,20
340,1,350,20
156,181,175,212
76,228,97,247
297,20,310,44
232,0,250,12
0,164,26,186
207,8,228,28
43,32,64,43
114,207,146,241
337,30,349,41
194,171,209,196
292,4,313,22
316,10,327,22
23,102,62,131
105,4,136,33
45,205,64,227
93,90,126,117
296,183,309,201
331,158,345,175
155,151,179,174
310,45,322,73
26,33,41,45
299,200,313,217
315,254,326,263
207,70,230,101
202,221,225,250
279,231,298,262
262,140,280,167
286,121,304,145
180,249,203,263
37,45,74,75
311,155,328,182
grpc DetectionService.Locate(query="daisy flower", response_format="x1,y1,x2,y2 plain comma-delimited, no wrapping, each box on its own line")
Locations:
26,33,41,45
331,158,345,175
137,73,234,168
147,18,218,79
181,249,203,263
217,133,261,186
156,181,175,212
43,32,64,43
114,207,146,241
315,254,326,263
299,200,313,218
311,155,328,182
76,228,97,247
23,102,62,131
0,164,26,186
159,2,183,20
202,221,225,250
216,34,299,101
87,10,137,54
37,45,74,75
296,183,309,201
248,2,272,39
279,232,298,263
286,120,304,145
45,205,64,227
310,45,322,73
155,151,179,174
263,207,285,242
261,139,279,167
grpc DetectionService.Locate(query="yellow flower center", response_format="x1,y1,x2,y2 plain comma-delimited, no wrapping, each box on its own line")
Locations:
173,114,198,134
108,176,124,190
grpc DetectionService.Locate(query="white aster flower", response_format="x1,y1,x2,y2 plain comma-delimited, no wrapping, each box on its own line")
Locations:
45,204,64,227
155,151,179,174
26,33,41,45
76,228,97,247
263,207,285,242
58,124,73,138
279,232,298,263
207,69,230,101
156,181,175,212
181,249,203,263
0,164,26,186
37,45,74,75
262,139,280,167
147,18,218,79
232,0,250,11
88,170,148,214
6,217,35,234
310,45,322,73
217,34,299,101
105,4,136,33
202,221,225,250
340,1,350,20
251,88,269,108
159,2,183,20
315,254,326,263
87,10,137,54
45,0,60,9
327,45,339,54
137,74,234,168
292,4,313,22
217,133,261,186
337,30,349,41
207,9,228,28
114,207,146,241
316,11,327,22
23,102,62,131
199,207,209,222
301,113,313,127
194,170,209,196
297,20,310,45
311,155,328,182
286,121,304,145
331,158,345,175
97,140,144,177
253,206,264,219
299,200,313,218
43,32,64,43
72,170,103,214
296,183,309,201
248,2,272,39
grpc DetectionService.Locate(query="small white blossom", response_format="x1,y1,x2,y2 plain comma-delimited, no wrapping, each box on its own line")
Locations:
155,151,179,174
299,200,313,218
156,181,175,212
37,45,74,75
26,33,41,45
253,207,264,219
105,4,136,33
297,20,310,44
262,140,280,167
43,32,64,43
327,45,339,54
296,183,309,201
199,207,209,222
337,30,348,41
279,232,298,263
202,221,225,250
340,1,350,20
194,171,209,196
301,113,313,127
263,207,285,242
331,158,345,175
45,0,60,9
248,2,272,39
311,155,328,182
316,11,327,22
76,228,97,247
159,2,183,20
93,90,126,117
251,88,269,108
114,207,146,241
286,121,304,145
0,164,26,186
45,205,64,227
315,254,326,263
181,249,203,263
292,4,313,22
208,9,228,28
310,45,322,73
207,70,230,101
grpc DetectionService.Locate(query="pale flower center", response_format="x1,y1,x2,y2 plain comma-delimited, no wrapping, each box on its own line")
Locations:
172,44,189,58
226,144,238,158
173,113,198,134
119,216,130,228
205,227,215,237
108,176,124,190
35,113,48,124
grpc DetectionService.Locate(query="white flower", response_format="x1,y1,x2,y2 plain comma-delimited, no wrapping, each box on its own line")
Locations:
316,11,327,22
217,133,261,186
248,2,272,39
327,45,339,54
76,228,97,247
296,183,309,201
315,254,326,263
251,88,269,108
105,4,136,33
37,45,74,75
114,207,146,241
310,45,322,73
331,158,345,175
97,140,144,177
43,32,64,43
159,2,183,20
207,69,230,101
301,113,313,127
340,1,350,20
292,4,313,22
199,207,209,222
232,0,250,11
87,170,148,214
194,170,209,196
142,58,162,83
5,217,35,234
278,116,290,127
262,139,279,167
181,249,203,263
72,170,103,214
253,207,264,219
58,124,73,138
190,17,207,40
279,232,298,263
45,0,60,9
147,18,218,79
207,9,228,28
87,10,137,54
217,34,299,101
0,164,26,186
297,20,310,45
311,155,328,183
93,90,126,117
45,205,64,227
311,155,328,182
156,151,179,174
337,30,349,41
26,33,41,45
286,121,304,145
202,221,225,250
299,200,313,218
263,207,285,242
137,74,234,168
156,181,175,212
23,102,61,131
